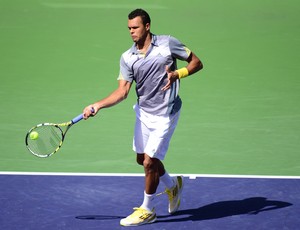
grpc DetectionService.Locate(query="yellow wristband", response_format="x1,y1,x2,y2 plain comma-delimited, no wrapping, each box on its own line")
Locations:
175,67,189,79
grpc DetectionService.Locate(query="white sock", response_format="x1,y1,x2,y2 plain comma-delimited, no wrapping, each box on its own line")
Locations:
140,191,155,211
160,171,175,189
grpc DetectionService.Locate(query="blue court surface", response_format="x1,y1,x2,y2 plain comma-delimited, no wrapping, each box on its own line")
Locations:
1,173,299,230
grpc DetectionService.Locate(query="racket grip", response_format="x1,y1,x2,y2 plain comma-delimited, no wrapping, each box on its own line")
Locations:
71,107,95,124
72,114,84,124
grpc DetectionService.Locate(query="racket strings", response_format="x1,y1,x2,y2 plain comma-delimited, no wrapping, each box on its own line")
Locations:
26,125,63,157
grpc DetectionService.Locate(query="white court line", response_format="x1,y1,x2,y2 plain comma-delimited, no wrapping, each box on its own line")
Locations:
0,171,300,179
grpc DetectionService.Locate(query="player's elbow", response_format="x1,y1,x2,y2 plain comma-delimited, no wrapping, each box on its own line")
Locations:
122,92,128,100
120,89,129,101
190,59,203,75
117,80,131,101
189,53,203,74
196,59,203,72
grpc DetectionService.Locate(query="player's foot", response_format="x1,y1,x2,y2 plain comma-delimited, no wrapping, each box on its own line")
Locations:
166,176,184,214
120,207,157,226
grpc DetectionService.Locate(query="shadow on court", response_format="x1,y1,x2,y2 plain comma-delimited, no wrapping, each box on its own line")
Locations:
75,197,292,225
76,215,124,220
157,197,292,222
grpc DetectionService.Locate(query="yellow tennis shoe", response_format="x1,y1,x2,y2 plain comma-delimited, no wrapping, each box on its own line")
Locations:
120,207,157,226
166,176,184,214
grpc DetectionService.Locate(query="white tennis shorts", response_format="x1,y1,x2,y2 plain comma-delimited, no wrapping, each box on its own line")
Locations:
133,104,180,160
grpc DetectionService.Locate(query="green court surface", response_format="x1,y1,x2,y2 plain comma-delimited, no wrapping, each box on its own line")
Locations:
1,0,299,176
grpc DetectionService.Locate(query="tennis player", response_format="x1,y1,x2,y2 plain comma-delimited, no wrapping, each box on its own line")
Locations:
83,8,203,226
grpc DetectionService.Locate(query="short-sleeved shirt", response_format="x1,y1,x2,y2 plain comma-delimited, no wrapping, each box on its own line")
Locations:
118,34,191,115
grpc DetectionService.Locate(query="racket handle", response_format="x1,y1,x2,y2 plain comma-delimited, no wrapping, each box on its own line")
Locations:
71,107,95,124
72,114,84,124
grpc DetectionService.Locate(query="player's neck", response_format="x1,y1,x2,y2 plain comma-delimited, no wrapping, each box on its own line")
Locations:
136,33,152,53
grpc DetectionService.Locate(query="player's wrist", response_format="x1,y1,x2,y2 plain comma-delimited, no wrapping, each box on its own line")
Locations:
175,67,189,79
93,103,102,112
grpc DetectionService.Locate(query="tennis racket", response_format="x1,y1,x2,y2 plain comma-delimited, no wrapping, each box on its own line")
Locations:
25,109,93,158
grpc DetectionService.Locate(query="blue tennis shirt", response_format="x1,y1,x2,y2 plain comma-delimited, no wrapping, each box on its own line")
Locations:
118,34,191,115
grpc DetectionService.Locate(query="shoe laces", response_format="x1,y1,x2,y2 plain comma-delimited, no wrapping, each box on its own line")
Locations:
129,207,151,218
154,183,178,199
165,184,178,201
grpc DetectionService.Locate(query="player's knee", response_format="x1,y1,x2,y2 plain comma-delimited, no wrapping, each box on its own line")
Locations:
143,157,158,172
136,154,144,166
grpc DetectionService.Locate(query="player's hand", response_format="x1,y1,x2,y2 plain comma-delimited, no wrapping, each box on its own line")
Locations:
161,65,179,91
83,105,97,120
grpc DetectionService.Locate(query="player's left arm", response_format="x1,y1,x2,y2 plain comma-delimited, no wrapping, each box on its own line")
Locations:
162,52,203,91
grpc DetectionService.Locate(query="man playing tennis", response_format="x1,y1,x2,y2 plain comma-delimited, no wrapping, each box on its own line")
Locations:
83,8,203,226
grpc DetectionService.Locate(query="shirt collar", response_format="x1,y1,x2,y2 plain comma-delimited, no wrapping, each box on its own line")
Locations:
130,34,157,54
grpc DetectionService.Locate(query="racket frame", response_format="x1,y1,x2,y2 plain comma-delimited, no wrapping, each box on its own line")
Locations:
25,121,72,158
25,108,93,158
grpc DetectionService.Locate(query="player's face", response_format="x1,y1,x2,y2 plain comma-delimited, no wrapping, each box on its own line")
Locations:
128,16,150,43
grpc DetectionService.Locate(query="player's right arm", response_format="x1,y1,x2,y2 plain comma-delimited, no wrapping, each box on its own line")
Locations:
83,79,132,119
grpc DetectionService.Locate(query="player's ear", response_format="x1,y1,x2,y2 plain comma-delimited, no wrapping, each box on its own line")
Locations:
145,23,150,31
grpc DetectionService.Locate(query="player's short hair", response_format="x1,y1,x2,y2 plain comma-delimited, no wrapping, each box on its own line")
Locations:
128,9,151,26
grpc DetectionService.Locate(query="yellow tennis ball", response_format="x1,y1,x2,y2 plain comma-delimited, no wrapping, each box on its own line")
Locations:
30,131,39,140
